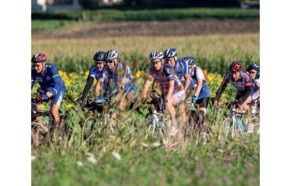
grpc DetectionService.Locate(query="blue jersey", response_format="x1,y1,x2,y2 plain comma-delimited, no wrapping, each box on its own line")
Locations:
31,62,66,96
189,65,210,99
107,61,133,93
173,58,189,85
88,65,108,80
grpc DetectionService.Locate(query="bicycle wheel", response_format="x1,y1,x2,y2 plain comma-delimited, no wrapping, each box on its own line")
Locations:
231,115,245,139
218,118,232,143
83,116,96,141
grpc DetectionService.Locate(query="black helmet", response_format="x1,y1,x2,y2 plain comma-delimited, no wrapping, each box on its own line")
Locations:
31,54,47,63
247,63,260,79
93,51,106,61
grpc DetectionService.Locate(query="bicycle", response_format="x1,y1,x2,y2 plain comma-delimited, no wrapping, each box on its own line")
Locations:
184,98,211,145
217,100,259,144
31,95,70,145
82,97,115,145
144,90,170,145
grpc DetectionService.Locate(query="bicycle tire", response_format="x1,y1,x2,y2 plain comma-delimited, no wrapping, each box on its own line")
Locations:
218,118,232,143
83,116,96,141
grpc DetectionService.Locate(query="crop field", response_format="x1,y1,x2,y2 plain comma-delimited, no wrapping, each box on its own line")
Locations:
31,32,260,185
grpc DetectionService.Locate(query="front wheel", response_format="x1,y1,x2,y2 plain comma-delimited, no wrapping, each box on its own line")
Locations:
83,116,96,143
218,118,232,144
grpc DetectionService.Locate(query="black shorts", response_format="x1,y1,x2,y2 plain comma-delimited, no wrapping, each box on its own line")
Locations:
195,97,210,108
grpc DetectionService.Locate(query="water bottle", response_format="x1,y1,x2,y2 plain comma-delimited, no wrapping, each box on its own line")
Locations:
236,118,244,132
158,121,166,134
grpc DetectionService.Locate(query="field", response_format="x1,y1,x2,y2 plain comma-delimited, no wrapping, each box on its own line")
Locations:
32,19,260,186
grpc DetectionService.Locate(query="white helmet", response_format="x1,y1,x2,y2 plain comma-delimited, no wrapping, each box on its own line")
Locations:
149,50,164,60
105,50,119,61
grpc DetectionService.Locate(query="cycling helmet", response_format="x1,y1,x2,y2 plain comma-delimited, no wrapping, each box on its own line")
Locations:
246,63,260,79
163,48,177,59
229,60,244,72
105,50,119,61
31,54,47,63
183,56,195,67
93,51,106,61
149,50,164,60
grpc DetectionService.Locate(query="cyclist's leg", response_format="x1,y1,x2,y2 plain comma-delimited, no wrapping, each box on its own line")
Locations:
166,90,186,134
51,90,64,140
196,97,210,144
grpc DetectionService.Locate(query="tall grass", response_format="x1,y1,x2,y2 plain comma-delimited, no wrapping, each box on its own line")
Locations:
32,33,259,75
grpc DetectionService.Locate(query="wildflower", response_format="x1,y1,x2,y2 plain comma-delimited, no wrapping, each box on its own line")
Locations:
152,142,161,147
76,161,83,166
135,70,141,78
112,152,121,160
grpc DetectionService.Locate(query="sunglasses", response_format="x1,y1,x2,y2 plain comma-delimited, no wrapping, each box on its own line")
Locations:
249,71,256,74
32,64,41,68
107,60,114,63
152,60,160,65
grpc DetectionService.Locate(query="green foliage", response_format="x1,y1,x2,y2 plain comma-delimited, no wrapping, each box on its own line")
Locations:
32,8,259,22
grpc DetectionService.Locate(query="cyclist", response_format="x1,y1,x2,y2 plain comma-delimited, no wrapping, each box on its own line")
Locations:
246,63,260,114
213,61,255,112
104,49,137,110
246,63,260,89
78,50,108,106
31,53,66,141
184,56,210,143
163,48,191,93
142,50,186,136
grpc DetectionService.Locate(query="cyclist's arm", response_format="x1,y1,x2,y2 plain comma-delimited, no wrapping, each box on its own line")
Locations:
166,80,175,101
82,76,94,100
142,79,151,99
47,64,64,96
194,78,203,97
183,73,191,92
94,78,104,98
215,75,229,101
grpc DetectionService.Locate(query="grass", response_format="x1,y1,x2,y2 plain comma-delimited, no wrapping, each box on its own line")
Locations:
31,32,259,186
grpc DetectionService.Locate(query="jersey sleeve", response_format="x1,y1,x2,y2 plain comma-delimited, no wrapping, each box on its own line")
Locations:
47,64,65,95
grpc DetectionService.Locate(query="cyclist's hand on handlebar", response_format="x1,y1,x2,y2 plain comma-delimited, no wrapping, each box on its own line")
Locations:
213,100,219,108
192,95,197,103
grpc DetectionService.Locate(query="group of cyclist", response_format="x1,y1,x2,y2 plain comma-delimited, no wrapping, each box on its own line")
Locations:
31,48,260,142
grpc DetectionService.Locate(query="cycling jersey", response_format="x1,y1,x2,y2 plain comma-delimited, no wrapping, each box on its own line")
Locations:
106,61,136,94
148,63,182,95
173,58,189,85
88,65,108,80
215,70,254,103
31,62,66,95
81,65,108,100
189,65,210,99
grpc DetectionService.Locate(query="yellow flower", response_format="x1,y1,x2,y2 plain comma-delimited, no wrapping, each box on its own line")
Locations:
207,73,215,82
69,72,77,79
40,104,45,110
135,70,141,78
65,104,73,111
65,80,71,87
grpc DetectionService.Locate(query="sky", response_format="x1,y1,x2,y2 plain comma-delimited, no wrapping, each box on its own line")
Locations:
1,0,300,185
